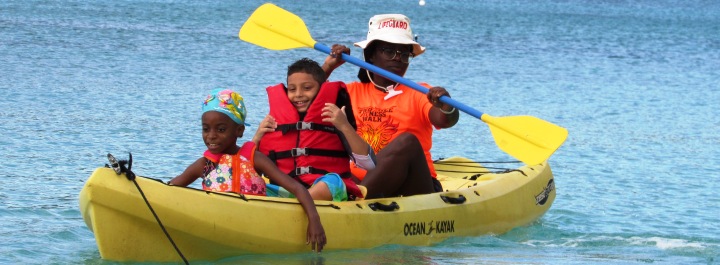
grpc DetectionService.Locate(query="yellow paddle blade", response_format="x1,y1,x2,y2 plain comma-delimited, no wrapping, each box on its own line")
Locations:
238,3,316,50
482,115,568,165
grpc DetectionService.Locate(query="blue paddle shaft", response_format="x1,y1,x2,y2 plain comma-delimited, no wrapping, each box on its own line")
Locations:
314,43,485,120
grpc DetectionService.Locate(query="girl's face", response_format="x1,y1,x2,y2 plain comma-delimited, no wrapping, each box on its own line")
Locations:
287,72,321,113
202,111,244,154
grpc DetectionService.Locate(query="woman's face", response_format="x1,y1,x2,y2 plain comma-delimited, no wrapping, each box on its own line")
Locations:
368,41,413,78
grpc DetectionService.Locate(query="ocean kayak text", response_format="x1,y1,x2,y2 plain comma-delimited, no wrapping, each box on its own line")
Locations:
404,220,455,236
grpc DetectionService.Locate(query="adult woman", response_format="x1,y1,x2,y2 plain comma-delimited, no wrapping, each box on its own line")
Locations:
323,14,460,199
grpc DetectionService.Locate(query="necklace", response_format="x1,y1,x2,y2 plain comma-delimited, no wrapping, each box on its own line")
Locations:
366,69,403,100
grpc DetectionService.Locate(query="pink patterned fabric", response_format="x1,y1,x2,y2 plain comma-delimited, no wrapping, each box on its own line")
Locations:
202,146,266,196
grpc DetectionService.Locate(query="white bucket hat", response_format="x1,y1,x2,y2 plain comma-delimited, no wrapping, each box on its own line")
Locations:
353,14,425,57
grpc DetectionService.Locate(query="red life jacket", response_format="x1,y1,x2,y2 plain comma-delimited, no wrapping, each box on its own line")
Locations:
258,82,363,199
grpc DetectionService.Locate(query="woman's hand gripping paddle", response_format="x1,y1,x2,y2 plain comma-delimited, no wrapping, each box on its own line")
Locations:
238,3,568,165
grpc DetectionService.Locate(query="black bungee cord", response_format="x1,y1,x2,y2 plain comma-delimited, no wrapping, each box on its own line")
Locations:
107,153,189,265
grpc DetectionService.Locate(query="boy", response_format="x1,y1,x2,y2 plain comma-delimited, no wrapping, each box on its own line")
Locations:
253,58,375,201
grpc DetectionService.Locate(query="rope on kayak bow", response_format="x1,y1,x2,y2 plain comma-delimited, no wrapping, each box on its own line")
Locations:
106,153,190,265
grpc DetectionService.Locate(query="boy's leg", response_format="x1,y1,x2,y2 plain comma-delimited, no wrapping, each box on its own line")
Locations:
309,173,348,201
308,181,332,201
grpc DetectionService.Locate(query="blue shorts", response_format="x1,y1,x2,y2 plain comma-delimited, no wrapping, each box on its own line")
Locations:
313,173,348,202
266,173,348,201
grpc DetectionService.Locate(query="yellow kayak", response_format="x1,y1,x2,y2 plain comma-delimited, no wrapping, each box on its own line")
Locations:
79,156,556,262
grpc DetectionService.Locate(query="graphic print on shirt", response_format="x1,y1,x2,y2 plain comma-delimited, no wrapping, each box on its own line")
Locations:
357,106,399,153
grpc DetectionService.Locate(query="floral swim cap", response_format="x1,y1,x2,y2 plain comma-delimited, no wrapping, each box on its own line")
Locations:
202,88,249,126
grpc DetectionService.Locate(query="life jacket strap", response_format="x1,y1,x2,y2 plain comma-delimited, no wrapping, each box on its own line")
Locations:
290,166,334,177
288,166,351,180
273,147,348,159
277,122,338,134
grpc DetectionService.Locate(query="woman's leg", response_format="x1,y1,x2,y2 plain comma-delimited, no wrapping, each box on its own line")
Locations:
361,132,435,199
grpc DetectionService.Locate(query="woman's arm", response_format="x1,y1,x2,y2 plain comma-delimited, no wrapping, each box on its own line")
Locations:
254,151,327,252
321,44,350,79
427,87,460,129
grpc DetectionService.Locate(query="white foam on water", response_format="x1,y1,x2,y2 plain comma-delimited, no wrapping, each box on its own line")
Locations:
629,237,705,250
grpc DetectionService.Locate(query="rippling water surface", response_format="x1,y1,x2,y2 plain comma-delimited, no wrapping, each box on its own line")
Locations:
1,0,718,264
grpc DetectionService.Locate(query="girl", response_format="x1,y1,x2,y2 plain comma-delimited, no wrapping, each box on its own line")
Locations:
169,88,326,252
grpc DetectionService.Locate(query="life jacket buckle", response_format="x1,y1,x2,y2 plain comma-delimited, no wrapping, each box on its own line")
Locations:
291,147,307,156
296,121,312,130
295,166,311,175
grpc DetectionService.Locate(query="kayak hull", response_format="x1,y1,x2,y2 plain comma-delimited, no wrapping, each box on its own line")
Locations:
79,157,555,262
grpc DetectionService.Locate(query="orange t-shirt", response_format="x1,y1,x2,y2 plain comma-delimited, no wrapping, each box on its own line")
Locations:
346,82,437,179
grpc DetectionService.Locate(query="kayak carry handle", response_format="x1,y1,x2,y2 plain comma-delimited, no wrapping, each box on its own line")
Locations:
368,201,399,212
440,194,467,204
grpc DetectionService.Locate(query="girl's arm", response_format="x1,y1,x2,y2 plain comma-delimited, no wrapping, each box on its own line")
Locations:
169,157,205,186
254,151,327,252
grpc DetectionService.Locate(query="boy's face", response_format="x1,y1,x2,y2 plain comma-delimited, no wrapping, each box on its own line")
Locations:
201,111,243,154
287,72,321,113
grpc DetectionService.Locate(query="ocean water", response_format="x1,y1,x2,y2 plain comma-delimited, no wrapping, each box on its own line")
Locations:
1,0,719,264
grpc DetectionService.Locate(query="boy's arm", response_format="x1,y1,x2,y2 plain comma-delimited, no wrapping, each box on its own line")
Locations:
322,103,368,156
253,151,327,252
251,115,276,145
